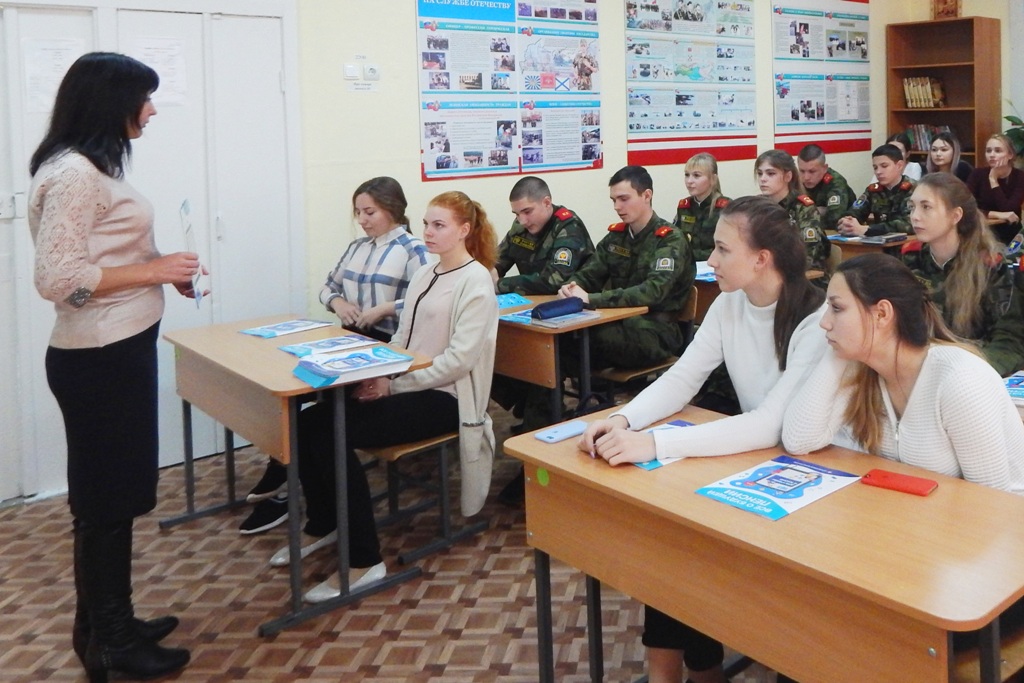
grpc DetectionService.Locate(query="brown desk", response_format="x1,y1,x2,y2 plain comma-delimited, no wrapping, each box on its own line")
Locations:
496,296,647,418
162,315,430,634
827,231,917,259
505,406,1024,683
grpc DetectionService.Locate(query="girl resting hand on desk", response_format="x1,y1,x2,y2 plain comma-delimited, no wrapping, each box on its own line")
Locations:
900,172,1024,377
578,195,829,683
271,191,499,604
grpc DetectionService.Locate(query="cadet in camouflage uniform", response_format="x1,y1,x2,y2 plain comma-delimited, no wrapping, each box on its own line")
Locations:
562,167,696,369
674,152,730,261
900,173,1024,376
797,144,856,231
495,176,595,294
755,150,831,276
838,144,915,237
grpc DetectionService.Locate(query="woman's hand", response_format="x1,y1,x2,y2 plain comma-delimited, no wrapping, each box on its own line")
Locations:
149,252,200,286
353,376,391,402
173,265,210,299
592,428,657,466
354,303,388,330
577,415,629,456
990,160,1012,183
330,297,362,327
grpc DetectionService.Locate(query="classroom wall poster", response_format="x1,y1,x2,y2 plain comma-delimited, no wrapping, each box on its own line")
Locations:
770,0,872,156
625,0,757,166
417,0,602,180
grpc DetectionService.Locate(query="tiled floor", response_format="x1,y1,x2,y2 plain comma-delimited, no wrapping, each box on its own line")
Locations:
0,407,775,683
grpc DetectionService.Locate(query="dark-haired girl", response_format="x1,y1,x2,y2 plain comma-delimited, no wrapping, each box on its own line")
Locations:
29,52,195,681
579,195,829,683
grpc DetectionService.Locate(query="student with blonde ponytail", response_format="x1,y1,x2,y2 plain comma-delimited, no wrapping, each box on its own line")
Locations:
271,191,499,603
900,172,1024,376
783,254,1024,493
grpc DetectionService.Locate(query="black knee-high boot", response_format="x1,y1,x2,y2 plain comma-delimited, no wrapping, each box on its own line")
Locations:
71,519,180,666
78,519,189,682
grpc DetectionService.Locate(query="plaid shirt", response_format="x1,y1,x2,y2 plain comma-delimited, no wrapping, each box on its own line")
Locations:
319,226,432,336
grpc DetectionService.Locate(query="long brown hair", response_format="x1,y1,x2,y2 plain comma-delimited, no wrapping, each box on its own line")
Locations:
925,131,962,174
427,191,498,269
913,173,1001,336
754,149,802,196
718,195,824,370
836,254,971,453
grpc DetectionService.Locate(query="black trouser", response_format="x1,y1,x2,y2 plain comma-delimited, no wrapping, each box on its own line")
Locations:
297,389,459,567
642,605,724,673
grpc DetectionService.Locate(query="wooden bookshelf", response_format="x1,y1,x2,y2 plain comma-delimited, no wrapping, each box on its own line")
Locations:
886,16,1001,164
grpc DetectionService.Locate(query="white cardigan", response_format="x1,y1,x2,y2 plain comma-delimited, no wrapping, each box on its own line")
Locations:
783,345,1024,494
390,261,498,516
616,290,829,460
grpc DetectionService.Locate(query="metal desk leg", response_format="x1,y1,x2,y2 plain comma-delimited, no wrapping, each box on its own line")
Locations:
979,619,1001,683
550,338,563,424
578,328,592,402
536,549,555,683
586,574,604,683
159,400,247,529
333,390,351,596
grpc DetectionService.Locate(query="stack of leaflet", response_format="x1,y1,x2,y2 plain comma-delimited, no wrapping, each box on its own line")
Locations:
860,233,907,245
279,333,377,357
294,346,414,388
1006,372,1024,407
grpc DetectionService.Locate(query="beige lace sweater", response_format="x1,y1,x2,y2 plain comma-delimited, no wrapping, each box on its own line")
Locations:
29,151,164,349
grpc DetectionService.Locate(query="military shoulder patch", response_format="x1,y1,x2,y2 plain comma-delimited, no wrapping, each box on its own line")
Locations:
655,257,674,272
803,227,818,242
798,194,815,207
715,196,730,209
822,172,833,184
555,207,574,221
827,194,841,206
852,194,867,209
678,197,691,209
868,183,881,193
608,222,626,232
899,180,913,191
552,247,573,267
655,226,673,238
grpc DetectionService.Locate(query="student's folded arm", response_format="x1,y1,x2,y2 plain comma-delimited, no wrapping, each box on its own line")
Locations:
589,239,694,309
614,299,728,432
939,362,1017,492
782,346,853,455
390,275,497,394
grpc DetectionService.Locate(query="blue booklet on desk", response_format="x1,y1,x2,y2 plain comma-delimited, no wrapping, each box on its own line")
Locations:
241,319,333,338
293,346,413,388
496,292,531,309
696,455,859,520
634,420,694,470
499,309,535,325
279,333,377,357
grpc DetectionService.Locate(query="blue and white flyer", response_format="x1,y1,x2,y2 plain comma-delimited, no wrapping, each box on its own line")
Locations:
696,454,859,520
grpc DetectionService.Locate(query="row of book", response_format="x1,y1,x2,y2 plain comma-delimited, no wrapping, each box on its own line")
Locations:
904,123,955,152
901,76,947,109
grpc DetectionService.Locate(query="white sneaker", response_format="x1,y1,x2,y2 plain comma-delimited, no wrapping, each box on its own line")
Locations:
268,530,338,567
303,562,387,603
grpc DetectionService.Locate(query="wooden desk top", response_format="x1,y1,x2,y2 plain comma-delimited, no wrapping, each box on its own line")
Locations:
164,314,430,397
504,405,1024,630
499,295,648,335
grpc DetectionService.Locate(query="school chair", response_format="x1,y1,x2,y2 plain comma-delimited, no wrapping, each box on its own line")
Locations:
593,285,698,393
357,431,489,566
826,243,842,275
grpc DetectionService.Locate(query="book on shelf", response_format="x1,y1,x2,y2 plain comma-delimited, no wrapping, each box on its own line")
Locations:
902,77,945,109
293,346,414,388
905,124,953,152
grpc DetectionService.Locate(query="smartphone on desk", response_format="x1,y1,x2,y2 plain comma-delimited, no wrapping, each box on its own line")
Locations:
534,420,587,443
860,468,938,496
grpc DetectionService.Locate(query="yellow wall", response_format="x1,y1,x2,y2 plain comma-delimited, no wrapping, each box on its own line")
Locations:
296,0,1009,313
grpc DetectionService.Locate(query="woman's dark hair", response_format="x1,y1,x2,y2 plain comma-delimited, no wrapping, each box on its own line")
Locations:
835,254,965,453
925,131,962,174
718,195,825,370
754,149,802,196
352,176,409,230
29,52,159,178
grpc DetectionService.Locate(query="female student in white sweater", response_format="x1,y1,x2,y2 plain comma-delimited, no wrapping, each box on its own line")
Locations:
579,195,829,683
783,253,1024,494
272,191,499,603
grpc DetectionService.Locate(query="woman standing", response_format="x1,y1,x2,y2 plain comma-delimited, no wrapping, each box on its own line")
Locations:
240,177,431,532
965,133,1024,242
924,131,973,181
673,152,730,261
272,191,499,603
579,196,828,683
29,53,195,681
901,173,1024,376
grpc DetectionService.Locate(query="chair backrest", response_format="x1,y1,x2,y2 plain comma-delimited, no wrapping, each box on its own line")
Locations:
826,243,842,275
679,285,698,323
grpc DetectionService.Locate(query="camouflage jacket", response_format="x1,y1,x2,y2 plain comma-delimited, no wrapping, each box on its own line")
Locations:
804,166,856,231
902,241,1024,376
845,176,915,236
495,205,595,295
569,212,695,314
673,194,730,261
780,192,830,273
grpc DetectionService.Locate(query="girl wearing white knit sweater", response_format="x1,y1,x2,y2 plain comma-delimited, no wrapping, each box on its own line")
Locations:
579,195,829,683
783,253,1024,494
